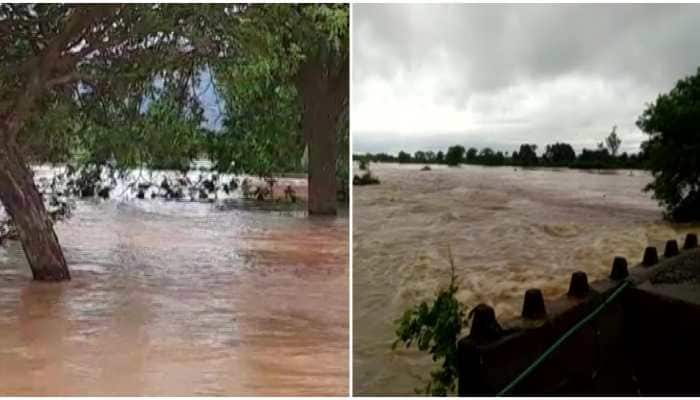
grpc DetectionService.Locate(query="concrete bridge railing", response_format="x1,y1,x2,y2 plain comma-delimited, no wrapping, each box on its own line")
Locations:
457,233,700,396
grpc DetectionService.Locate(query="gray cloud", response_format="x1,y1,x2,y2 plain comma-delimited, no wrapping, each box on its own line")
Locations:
352,4,700,155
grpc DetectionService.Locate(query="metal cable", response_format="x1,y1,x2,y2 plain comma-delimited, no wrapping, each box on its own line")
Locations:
497,280,631,396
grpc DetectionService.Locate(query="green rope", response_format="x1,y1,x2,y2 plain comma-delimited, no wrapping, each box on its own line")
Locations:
497,280,631,396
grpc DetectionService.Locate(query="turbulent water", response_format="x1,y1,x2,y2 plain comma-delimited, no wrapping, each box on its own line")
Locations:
353,162,700,395
0,169,348,395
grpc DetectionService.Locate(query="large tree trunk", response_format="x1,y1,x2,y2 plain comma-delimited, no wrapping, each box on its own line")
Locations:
0,139,70,281
0,6,121,281
306,105,338,215
296,57,349,215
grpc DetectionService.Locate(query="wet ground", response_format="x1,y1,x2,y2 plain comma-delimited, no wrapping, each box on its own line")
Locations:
353,162,699,395
0,192,348,395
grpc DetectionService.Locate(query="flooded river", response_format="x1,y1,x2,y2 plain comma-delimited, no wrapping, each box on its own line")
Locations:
0,173,348,395
353,162,699,395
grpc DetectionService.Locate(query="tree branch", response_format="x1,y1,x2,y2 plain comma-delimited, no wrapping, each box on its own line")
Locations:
44,71,93,88
2,6,121,143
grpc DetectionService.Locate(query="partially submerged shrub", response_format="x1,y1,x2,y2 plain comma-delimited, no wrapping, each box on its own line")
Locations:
353,171,380,185
359,159,369,171
393,247,467,395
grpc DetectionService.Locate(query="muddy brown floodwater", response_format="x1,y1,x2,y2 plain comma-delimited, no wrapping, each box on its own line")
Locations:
0,192,348,395
353,162,700,395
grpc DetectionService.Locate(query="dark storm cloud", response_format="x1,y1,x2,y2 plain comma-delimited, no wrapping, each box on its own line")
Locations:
352,4,700,154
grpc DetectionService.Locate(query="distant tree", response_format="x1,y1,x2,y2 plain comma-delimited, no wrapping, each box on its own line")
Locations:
516,144,538,166
543,142,576,166
398,150,412,164
465,147,478,163
637,67,700,221
436,150,445,164
574,147,612,169
445,145,465,166
478,147,494,165
475,148,505,166
414,150,427,164
425,151,436,163
480,148,493,157
619,152,630,166
356,152,396,163
605,126,622,156
494,151,506,166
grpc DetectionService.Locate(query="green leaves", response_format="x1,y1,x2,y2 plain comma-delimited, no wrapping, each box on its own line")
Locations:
393,248,467,396
637,67,700,221
19,95,81,164
3,4,348,186
209,4,348,179
212,56,304,176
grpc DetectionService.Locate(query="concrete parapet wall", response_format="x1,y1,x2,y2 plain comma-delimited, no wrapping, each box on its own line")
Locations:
626,286,700,394
458,233,700,395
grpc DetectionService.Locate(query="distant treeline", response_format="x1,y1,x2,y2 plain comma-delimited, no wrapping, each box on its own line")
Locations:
354,128,650,170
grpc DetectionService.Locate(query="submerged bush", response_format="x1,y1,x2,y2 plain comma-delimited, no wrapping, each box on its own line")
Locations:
353,172,380,186
359,159,369,171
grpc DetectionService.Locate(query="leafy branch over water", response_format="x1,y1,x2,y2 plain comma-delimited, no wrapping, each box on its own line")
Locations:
393,246,467,396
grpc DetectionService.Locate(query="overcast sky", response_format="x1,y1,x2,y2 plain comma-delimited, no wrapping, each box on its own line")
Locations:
352,4,700,155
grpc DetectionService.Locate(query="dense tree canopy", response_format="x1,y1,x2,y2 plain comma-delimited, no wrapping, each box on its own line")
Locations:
478,147,504,166
445,145,465,166
637,67,700,221
465,147,478,163
207,4,348,178
542,142,576,166
413,150,427,164
436,150,445,164
1,4,348,177
515,144,538,166
2,5,229,162
397,150,411,164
